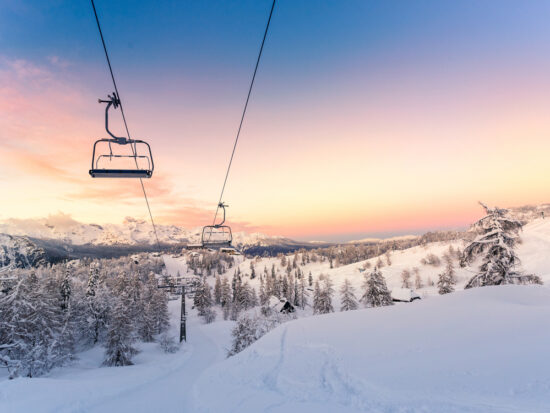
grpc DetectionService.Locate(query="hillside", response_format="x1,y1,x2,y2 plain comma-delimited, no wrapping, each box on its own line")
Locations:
194,285,550,412
2,217,550,412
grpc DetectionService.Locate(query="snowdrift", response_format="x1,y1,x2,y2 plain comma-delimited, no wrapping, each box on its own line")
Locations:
195,285,550,413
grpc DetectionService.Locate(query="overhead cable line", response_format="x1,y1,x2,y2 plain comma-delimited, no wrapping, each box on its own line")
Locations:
90,0,161,249
212,0,277,225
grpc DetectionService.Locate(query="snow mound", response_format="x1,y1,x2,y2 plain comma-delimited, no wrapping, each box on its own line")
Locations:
195,285,550,413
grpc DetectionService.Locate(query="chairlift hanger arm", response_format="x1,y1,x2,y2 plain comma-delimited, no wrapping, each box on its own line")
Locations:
98,92,127,143
216,202,228,227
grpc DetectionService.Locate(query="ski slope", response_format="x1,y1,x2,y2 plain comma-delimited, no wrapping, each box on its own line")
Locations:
195,285,550,412
0,299,233,413
2,219,550,412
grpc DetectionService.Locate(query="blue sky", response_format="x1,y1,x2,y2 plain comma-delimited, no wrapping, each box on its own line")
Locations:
2,1,550,241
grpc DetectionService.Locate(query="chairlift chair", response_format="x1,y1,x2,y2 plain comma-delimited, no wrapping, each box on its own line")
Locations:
201,202,233,248
89,93,154,178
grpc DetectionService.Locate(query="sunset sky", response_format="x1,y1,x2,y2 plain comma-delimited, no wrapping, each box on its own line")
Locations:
1,0,550,241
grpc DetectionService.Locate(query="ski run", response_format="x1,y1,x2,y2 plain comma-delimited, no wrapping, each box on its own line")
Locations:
2,217,550,412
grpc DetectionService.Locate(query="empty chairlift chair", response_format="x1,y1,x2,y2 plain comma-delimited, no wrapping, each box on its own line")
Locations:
202,203,233,248
89,93,154,178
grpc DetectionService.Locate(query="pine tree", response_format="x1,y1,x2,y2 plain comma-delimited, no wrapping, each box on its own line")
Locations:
339,279,358,311
462,202,542,288
228,315,259,356
220,277,232,320
138,276,157,342
361,267,393,308
60,266,71,311
194,278,214,317
151,288,170,334
0,272,65,377
103,294,138,367
438,255,456,295
298,274,309,309
313,275,334,314
214,275,222,305
259,276,268,307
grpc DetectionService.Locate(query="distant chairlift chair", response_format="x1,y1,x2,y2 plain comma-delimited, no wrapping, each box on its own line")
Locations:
89,92,154,178
202,202,233,248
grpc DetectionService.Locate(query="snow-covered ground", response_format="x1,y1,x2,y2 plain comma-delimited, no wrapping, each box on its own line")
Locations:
0,298,233,413
2,219,550,412
195,285,550,413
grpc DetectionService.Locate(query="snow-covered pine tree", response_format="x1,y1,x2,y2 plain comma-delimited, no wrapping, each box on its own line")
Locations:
462,202,542,288
250,261,256,279
339,278,358,311
259,276,268,307
293,275,300,307
438,255,456,294
103,293,138,367
85,267,110,344
227,314,259,356
298,274,308,310
214,275,222,305
150,288,170,334
138,274,161,342
0,272,65,377
361,267,393,308
313,275,334,314
220,277,232,320
60,265,71,311
194,278,215,323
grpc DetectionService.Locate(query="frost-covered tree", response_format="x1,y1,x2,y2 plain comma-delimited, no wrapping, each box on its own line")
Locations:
158,333,179,353
462,202,542,288
103,293,137,367
194,278,216,323
60,266,71,311
259,276,268,307
0,272,67,377
313,275,334,314
214,275,222,305
228,315,259,356
361,267,393,308
438,255,456,295
298,275,309,310
150,288,169,334
220,277,232,320
339,279,358,311
401,269,411,288
384,250,392,266
249,261,256,279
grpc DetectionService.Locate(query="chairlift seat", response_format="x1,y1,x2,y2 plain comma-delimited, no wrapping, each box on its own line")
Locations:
89,169,152,178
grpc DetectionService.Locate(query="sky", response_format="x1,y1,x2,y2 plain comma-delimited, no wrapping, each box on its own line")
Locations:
1,0,550,242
